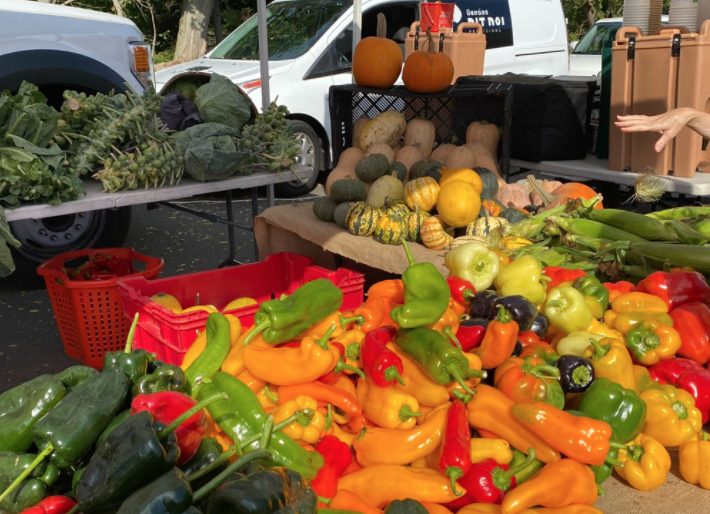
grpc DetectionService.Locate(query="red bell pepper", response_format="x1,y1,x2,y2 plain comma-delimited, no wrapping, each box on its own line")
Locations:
518,331,541,347
20,497,76,514
650,358,710,424
446,450,538,508
318,342,365,385
543,267,586,293
519,341,557,363
311,435,353,503
447,277,476,306
361,326,404,387
637,271,710,311
439,400,471,496
131,391,207,465
457,320,488,352
669,302,710,364
603,281,636,295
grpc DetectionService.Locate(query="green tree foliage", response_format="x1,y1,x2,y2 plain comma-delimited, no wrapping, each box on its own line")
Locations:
564,0,671,41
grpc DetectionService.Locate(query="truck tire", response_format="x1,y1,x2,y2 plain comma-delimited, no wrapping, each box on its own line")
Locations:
274,121,322,198
9,207,132,287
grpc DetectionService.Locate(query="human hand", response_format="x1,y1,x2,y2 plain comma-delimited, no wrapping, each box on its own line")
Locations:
615,108,695,152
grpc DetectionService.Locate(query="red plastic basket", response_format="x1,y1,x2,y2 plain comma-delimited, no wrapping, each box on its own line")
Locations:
38,248,164,369
118,253,365,365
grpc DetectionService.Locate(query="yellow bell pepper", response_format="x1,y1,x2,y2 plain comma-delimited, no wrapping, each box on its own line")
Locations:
583,337,635,390
181,314,242,370
333,374,357,398
614,433,671,491
333,329,366,372
332,422,355,446
586,318,624,340
633,365,661,394
469,438,513,465
273,395,326,444
625,318,680,366
255,384,279,411
606,311,674,336
236,369,266,393
611,292,669,314
679,432,710,489
640,385,703,447
555,332,604,356
360,377,422,430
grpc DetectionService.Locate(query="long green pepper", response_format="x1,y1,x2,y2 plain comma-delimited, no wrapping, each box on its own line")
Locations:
184,313,232,397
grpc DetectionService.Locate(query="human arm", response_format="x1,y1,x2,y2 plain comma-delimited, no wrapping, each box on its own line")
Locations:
615,108,710,152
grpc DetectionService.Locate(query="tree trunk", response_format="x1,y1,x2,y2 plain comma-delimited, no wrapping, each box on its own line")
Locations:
584,0,597,29
111,0,124,17
212,1,224,44
174,0,214,61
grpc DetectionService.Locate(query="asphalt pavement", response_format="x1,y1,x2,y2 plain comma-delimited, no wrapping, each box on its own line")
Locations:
0,188,318,393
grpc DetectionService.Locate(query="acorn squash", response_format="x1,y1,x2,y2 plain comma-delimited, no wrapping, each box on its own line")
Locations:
475,167,499,199
334,202,353,229
500,207,529,224
355,153,390,182
312,196,339,222
408,159,441,180
330,179,367,202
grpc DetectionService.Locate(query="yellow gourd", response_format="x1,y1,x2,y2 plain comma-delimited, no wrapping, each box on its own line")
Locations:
439,168,483,194
420,215,454,250
404,177,439,212
436,180,481,228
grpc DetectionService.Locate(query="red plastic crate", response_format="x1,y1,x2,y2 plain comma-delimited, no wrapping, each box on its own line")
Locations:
37,248,164,368
117,253,365,365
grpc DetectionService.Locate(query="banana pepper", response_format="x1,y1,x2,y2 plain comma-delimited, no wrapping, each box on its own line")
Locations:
572,276,609,320
544,287,593,335
625,319,681,366
360,377,421,430
469,438,513,465
639,385,702,447
333,329,365,372
445,242,500,292
495,256,548,306
180,314,242,370
614,434,671,491
583,338,635,391
679,431,710,489
273,395,326,445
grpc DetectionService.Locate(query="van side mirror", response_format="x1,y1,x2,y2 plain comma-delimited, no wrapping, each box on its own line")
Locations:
569,41,579,51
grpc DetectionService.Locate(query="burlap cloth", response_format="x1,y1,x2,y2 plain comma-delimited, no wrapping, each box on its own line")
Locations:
255,203,710,514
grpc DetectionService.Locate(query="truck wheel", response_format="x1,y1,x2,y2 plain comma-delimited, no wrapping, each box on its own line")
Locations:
274,121,322,198
9,207,132,288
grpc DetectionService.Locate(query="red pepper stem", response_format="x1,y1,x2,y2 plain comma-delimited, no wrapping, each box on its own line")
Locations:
443,327,462,349
66,506,79,514
158,392,228,439
192,449,272,503
401,239,417,267
243,320,270,346
492,448,537,492
384,366,406,386
315,324,338,350
446,364,475,396
459,314,471,321
529,364,560,378
264,384,279,402
0,445,54,503
446,467,465,496
341,315,365,328
466,368,487,379
124,313,139,353
399,405,422,422
463,289,475,302
451,389,472,403
334,359,365,379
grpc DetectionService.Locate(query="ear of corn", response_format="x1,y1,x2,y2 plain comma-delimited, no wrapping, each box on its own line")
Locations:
662,220,710,245
629,243,710,274
549,217,649,243
588,209,673,241
646,206,710,220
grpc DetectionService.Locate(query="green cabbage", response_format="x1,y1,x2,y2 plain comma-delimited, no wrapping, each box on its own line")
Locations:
195,74,252,131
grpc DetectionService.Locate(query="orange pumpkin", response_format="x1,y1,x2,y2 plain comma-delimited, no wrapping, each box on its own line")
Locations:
353,13,402,89
402,28,454,94
528,176,602,211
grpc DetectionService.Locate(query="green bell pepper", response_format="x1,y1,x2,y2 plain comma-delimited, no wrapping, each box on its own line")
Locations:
573,276,609,320
444,242,500,292
103,315,151,384
201,372,324,480
0,452,60,514
394,328,482,395
0,375,66,453
508,449,544,485
384,499,428,514
133,364,185,397
185,313,232,398
245,280,343,346
495,256,548,306
180,438,225,490
577,378,647,444
54,366,98,391
544,286,594,335
390,241,450,329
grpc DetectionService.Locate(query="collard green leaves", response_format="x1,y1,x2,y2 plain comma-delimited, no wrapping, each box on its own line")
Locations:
176,123,248,182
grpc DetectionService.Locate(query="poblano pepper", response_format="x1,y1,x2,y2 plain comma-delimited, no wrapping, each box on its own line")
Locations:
244,280,343,346
54,366,98,391
0,453,60,514
390,241,449,328
180,438,225,490
75,392,226,514
0,375,66,453
96,410,131,448
394,327,485,395
133,364,185,397
384,500,428,514
573,276,610,320
103,314,151,384
578,378,647,444
185,313,232,397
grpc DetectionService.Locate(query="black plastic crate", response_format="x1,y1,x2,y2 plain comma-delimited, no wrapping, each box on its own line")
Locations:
328,83,513,179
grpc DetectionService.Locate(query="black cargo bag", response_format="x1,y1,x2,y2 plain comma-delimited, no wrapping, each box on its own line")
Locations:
457,73,597,162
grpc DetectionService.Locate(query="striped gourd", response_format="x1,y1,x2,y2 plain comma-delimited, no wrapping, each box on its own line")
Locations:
404,210,431,242
373,215,406,245
346,201,381,237
467,217,509,237
384,199,410,220
420,215,454,250
405,177,440,212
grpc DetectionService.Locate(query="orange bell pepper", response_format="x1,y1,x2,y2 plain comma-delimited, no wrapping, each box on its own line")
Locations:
353,403,450,467
355,296,398,333
333,329,366,371
611,292,668,314
359,377,422,430
500,459,597,514
338,465,463,508
328,489,383,514
387,342,450,407
235,368,265,392
427,307,461,347
332,422,355,446
449,296,467,317
296,311,363,340
679,431,710,489
279,381,362,418
273,395,326,444
422,503,454,514
512,402,613,466
367,279,405,304
475,307,519,369
466,385,561,464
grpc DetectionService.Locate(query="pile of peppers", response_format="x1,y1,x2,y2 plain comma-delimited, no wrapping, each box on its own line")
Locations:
5,242,710,514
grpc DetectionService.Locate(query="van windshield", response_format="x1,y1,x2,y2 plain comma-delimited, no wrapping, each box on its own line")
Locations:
573,23,620,55
210,0,350,61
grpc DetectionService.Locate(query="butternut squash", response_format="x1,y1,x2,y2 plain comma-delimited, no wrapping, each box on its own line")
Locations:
326,147,364,195
430,143,456,163
352,116,370,149
360,110,407,150
403,119,435,158
365,143,395,163
395,146,424,176
445,146,476,170
465,121,500,157
466,142,504,186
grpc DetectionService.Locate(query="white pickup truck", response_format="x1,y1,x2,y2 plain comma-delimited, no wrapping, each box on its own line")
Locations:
0,0,154,284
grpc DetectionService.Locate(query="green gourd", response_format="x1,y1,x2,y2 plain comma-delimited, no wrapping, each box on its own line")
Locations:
346,201,381,237
500,207,529,224
330,179,367,202
334,202,353,229
373,215,406,245
355,154,390,182
475,167,500,198
404,210,431,242
389,162,408,181
408,159,441,180
312,196,339,222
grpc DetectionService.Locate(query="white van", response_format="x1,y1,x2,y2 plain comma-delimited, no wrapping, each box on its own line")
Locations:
156,0,569,196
